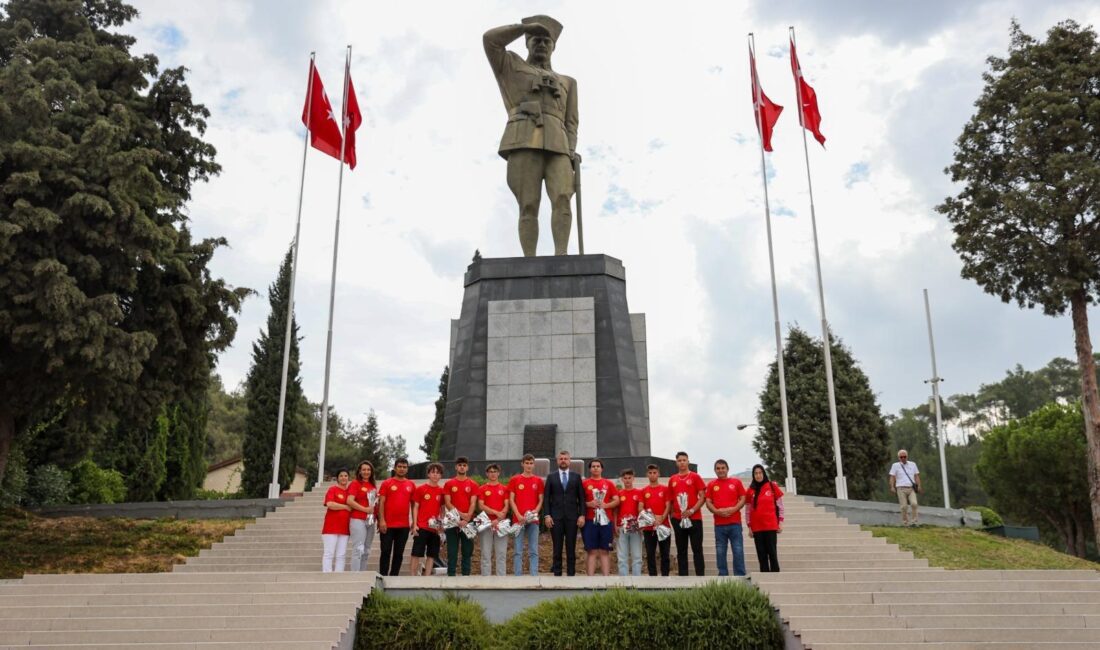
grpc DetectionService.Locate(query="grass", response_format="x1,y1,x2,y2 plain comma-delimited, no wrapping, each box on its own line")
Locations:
0,507,250,578
865,525,1100,571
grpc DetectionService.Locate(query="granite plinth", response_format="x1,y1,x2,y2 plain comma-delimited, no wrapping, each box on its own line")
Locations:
407,456,686,480
441,254,650,462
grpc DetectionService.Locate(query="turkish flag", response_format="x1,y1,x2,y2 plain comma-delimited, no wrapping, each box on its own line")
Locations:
790,38,826,147
342,74,362,170
750,48,783,152
301,61,343,161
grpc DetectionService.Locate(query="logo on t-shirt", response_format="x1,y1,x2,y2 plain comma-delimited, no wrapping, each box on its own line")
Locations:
518,484,525,490
713,485,720,492
390,485,397,491
451,486,458,492
360,486,368,492
336,493,345,501
644,492,650,498
406,484,413,493
424,493,431,500
671,480,678,488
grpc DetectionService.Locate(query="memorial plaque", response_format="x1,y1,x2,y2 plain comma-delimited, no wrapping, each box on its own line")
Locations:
524,424,557,458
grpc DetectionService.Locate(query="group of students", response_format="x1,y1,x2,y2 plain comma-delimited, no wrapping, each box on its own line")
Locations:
319,450,786,577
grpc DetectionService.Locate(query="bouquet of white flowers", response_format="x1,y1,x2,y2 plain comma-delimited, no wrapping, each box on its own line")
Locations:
655,523,673,542
676,492,693,529
593,488,610,526
637,509,656,529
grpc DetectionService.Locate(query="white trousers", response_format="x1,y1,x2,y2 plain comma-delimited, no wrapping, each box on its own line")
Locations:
321,534,349,572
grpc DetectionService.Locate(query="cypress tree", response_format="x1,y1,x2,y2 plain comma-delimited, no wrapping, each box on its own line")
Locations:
241,249,302,497
754,326,890,500
419,366,449,460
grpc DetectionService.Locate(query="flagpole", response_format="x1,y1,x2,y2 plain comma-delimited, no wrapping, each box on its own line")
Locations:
749,34,796,495
923,289,950,508
269,52,315,499
790,26,846,499
317,45,352,484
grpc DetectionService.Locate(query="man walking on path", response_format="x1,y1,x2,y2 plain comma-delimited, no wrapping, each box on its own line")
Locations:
889,449,921,526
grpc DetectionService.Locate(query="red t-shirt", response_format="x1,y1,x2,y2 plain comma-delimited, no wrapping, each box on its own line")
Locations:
707,477,747,525
379,477,415,529
640,484,671,530
669,472,706,521
347,479,377,521
444,477,478,515
479,482,509,521
508,474,545,517
616,487,642,525
321,485,351,535
582,478,618,522
414,483,444,531
747,482,784,532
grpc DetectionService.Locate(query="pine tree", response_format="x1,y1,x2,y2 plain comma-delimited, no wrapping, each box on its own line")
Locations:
754,326,890,500
0,0,246,483
419,366,449,460
241,249,302,497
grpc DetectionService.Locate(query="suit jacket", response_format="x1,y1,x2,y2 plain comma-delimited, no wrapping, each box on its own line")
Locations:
543,469,584,521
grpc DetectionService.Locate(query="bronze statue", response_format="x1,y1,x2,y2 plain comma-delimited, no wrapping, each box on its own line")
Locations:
484,16,578,256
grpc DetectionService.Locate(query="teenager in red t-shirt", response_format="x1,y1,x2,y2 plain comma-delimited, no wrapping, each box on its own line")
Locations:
615,468,643,576
478,464,510,576
582,459,619,576
321,469,352,572
347,461,377,572
641,464,673,576
508,454,545,576
669,451,707,576
377,458,415,576
745,464,784,572
410,463,444,576
705,459,748,576
443,456,478,576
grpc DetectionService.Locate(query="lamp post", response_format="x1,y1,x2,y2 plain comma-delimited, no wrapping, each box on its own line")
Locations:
736,423,796,494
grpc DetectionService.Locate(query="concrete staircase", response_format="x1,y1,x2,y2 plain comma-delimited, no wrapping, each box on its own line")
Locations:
753,495,1100,649
0,485,375,649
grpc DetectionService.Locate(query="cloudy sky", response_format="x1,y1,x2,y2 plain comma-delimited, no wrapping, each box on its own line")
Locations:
124,0,1100,472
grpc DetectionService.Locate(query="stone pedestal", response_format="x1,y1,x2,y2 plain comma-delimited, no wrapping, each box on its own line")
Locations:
439,254,652,463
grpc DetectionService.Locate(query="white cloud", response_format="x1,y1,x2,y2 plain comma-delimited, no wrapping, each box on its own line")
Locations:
127,1,1100,474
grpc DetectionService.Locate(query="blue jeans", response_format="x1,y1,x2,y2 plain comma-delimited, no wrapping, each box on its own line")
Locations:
714,524,746,576
616,530,643,575
513,522,540,576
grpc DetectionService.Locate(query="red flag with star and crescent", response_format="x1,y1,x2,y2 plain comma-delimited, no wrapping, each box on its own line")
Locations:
342,73,362,170
790,37,826,147
302,61,343,161
750,47,783,152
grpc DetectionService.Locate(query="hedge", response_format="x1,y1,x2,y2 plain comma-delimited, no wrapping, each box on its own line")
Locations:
967,506,1004,528
355,581,782,650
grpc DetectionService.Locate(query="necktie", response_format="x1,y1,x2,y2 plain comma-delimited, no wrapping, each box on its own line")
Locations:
561,471,568,488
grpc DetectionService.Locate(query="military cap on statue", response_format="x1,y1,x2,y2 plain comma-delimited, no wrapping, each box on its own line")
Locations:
522,15,563,42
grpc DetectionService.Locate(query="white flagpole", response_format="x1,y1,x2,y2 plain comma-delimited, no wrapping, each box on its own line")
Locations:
317,45,352,484
923,289,950,508
749,34,796,495
269,52,315,499
790,26,846,499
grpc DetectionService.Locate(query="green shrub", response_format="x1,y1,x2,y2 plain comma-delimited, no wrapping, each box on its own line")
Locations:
69,459,127,504
26,464,72,507
0,447,29,507
968,506,1004,528
499,581,782,650
193,489,249,501
355,591,493,649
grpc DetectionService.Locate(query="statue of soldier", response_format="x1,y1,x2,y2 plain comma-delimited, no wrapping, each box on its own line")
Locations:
484,16,578,257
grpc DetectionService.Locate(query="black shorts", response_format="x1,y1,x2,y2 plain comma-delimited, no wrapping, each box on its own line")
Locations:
410,529,441,557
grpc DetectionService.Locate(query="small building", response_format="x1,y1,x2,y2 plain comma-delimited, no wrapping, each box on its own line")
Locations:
204,456,308,494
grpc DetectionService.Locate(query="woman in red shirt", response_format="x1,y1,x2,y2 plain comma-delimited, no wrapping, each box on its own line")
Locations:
321,469,352,572
347,461,377,572
745,464,784,572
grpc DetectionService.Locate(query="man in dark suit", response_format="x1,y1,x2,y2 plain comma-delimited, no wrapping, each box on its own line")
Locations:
543,449,585,576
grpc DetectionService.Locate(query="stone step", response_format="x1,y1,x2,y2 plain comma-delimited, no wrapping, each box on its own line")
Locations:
754,569,1100,583
770,591,1100,606
761,580,1100,594
790,614,1100,633
811,644,1100,650
0,581,370,596
0,627,345,645
17,572,376,585
799,627,1100,644
780,602,1100,618
0,644,334,650
0,597,360,612
0,614,354,632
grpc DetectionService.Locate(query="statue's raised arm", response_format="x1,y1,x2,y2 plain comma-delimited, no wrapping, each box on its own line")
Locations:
484,16,579,257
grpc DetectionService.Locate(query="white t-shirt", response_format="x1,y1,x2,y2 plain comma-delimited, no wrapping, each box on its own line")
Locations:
889,461,919,487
